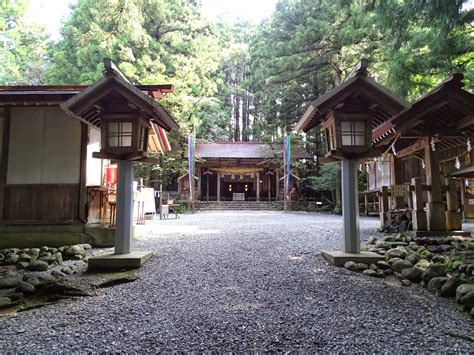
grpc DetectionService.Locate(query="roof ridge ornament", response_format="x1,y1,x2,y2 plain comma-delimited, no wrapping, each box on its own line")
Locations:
104,58,133,85
347,58,369,80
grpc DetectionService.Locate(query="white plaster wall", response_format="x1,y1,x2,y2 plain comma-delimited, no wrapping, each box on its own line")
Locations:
86,127,103,186
7,107,81,184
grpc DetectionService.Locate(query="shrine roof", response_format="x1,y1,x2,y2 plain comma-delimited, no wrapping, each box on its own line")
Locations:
194,142,310,160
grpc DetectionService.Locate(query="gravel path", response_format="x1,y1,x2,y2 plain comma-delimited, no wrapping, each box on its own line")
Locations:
1,211,473,352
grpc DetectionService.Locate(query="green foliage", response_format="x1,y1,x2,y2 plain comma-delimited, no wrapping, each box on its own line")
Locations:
0,0,49,84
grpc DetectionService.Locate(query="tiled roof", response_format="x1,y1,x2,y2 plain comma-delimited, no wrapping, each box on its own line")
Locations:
195,142,310,160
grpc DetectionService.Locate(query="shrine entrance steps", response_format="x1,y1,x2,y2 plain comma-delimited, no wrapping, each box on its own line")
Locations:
194,201,284,211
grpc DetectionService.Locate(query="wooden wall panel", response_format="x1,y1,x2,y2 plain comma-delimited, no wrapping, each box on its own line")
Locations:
4,184,79,223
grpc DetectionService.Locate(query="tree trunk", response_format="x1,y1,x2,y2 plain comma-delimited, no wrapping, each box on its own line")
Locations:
234,93,240,141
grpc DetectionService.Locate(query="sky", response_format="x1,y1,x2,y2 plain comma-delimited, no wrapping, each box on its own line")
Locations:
26,0,278,41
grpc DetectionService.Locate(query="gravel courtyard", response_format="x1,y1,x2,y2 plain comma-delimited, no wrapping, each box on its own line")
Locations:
1,211,473,352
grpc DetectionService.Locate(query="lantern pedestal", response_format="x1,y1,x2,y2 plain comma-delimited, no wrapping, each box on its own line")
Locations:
322,159,383,266
89,160,153,270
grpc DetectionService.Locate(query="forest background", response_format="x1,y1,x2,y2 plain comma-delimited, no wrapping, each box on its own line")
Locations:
1,0,472,211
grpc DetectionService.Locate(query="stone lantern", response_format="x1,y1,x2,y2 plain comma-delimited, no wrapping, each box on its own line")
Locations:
61,59,179,269
296,59,408,266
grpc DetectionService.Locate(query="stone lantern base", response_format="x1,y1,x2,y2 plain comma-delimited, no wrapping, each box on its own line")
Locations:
88,251,153,271
321,250,384,267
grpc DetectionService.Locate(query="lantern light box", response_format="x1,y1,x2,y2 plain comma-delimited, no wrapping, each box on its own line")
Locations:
322,111,372,160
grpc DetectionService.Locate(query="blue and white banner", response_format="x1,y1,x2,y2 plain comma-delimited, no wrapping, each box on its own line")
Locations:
284,134,291,200
188,134,194,201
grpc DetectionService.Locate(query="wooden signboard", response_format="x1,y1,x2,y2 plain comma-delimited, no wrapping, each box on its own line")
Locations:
391,184,409,197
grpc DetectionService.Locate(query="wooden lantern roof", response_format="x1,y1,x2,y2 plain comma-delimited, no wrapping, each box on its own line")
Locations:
296,60,408,134
60,59,179,132
373,74,474,159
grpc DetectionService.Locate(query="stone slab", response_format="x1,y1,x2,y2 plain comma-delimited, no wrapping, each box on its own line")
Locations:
410,230,471,237
321,250,384,267
88,251,153,271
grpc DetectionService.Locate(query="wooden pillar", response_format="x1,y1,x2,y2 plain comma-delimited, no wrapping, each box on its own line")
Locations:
256,172,260,201
460,178,466,221
217,173,221,202
268,174,271,201
445,177,462,230
276,169,280,201
206,173,210,201
342,159,360,253
0,107,10,221
379,186,389,228
78,123,88,222
411,177,427,231
115,160,133,254
364,193,369,216
424,141,446,230
197,166,202,201
390,154,404,209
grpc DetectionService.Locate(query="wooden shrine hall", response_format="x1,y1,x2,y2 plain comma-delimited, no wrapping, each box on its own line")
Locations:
365,73,474,234
177,142,310,202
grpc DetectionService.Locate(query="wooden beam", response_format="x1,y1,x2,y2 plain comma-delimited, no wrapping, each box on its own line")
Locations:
78,123,88,222
397,138,428,158
0,107,10,220
455,115,474,130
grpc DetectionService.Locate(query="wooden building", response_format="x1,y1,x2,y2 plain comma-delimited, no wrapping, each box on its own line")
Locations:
365,73,474,232
0,64,178,246
177,142,310,202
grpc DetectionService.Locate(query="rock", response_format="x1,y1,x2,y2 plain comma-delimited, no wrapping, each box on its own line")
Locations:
0,277,20,289
38,251,51,259
15,280,35,294
466,265,474,276
49,248,59,254
369,263,378,271
38,256,57,265
71,254,83,261
23,273,57,287
388,257,403,265
5,253,19,264
41,246,49,252
384,269,394,276
440,278,462,298
362,269,378,277
382,235,396,242
7,292,23,301
0,297,12,307
54,252,63,265
62,266,74,275
51,270,67,278
375,241,390,249
391,260,413,273
459,291,474,308
427,277,448,293
355,263,368,271
376,260,391,269
406,253,420,265
432,255,446,263
28,260,49,271
65,245,84,256
19,253,31,262
401,279,412,286
452,260,464,271
415,259,431,269
16,261,29,269
28,248,40,259
401,266,423,283
81,243,92,250
344,261,357,271
387,242,409,248
456,284,474,302
422,264,446,282
439,244,453,252
385,248,408,260
0,253,4,262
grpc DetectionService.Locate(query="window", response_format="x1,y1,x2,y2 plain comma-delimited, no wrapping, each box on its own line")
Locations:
107,121,132,147
341,120,366,146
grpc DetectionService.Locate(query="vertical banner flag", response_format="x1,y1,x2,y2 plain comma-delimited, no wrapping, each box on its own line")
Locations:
284,133,291,200
188,134,194,201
